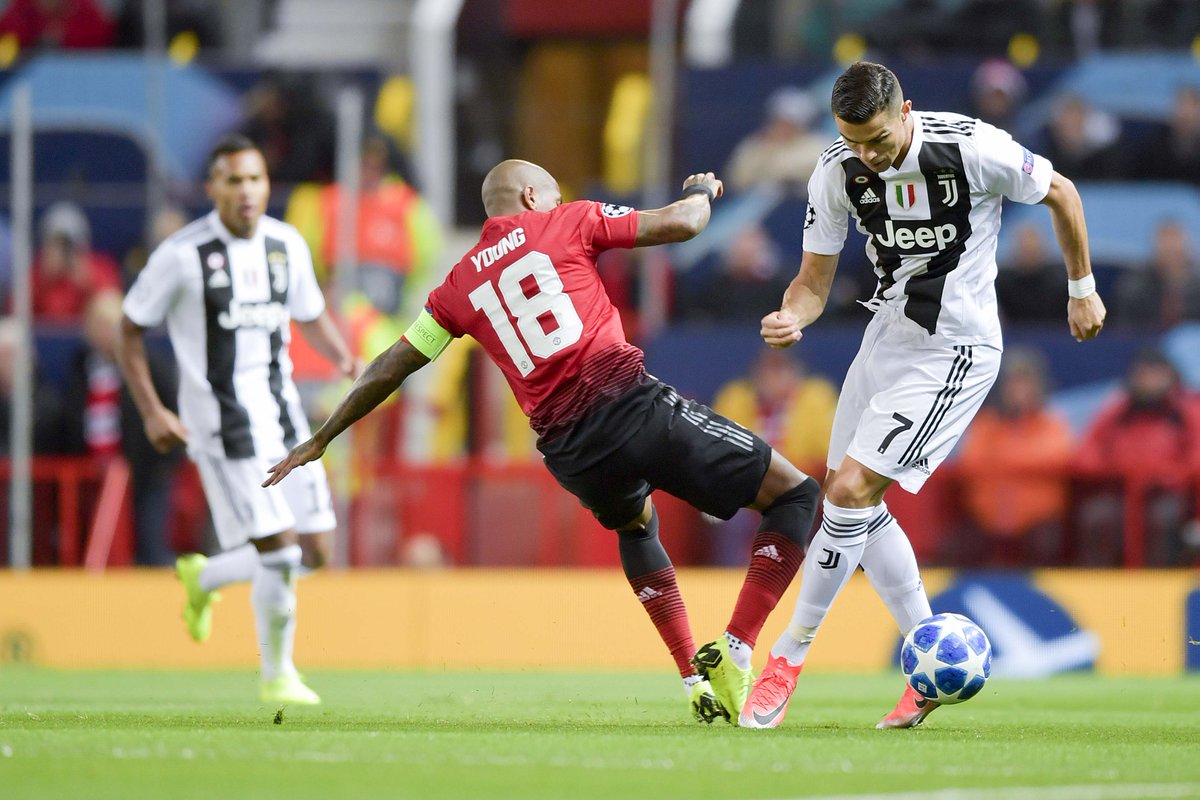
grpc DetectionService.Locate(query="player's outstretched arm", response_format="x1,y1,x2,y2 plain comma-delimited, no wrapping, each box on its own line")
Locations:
761,251,839,348
635,172,724,246
1040,171,1106,342
263,339,430,487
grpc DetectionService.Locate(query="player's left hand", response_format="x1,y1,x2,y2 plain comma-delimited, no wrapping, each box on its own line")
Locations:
1068,292,1106,342
263,439,327,487
681,172,724,200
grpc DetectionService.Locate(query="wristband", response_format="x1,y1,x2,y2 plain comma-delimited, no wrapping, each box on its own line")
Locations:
681,184,715,203
1068,274,1096,299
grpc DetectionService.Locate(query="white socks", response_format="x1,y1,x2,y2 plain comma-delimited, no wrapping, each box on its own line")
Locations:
198,543,258,593
252,544,302,682
772,499,873,665
724,631,752,670
859,502,932,634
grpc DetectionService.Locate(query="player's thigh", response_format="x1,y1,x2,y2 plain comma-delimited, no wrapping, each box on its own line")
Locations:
275,459,337,534
846,343,1001,493
543,454,652,530
194,453,298,550
642,393,772,521
826,320,889,473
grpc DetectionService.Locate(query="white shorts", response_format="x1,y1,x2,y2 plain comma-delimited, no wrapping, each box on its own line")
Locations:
195,452,336,551
827,315,1002,493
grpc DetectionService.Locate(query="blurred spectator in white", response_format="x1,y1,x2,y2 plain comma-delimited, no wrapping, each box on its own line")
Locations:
1073,348,1200,566
0,317,70,456
970,59,1027,133
681,224,792,323
399,532,449,568
956,348,1074,566
1114,220,1200,330
1051,0,1123,58
995,222,1066,325
1136,85,1200,186
0,0,114,50
726,87,827,193
31,202,121,324
1040,95,1127,181
64,290,182,566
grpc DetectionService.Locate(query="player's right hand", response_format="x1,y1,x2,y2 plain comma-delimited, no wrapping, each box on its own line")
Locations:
761,309,802,348
263,439,327,487
144,410,188,453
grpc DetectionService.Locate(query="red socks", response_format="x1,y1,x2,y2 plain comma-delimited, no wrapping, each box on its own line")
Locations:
628,565,696,678
726,531,804,647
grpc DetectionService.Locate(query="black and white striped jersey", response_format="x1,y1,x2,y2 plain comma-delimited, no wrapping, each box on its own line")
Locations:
123,211,326,459
803,111,1053,344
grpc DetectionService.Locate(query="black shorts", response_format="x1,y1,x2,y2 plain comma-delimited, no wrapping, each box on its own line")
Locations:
538,374,773,529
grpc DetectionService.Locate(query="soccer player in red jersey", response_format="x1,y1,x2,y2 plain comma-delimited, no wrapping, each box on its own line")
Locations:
266,160,820,722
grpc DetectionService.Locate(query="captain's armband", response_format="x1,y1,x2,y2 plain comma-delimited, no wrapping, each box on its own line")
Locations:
403,309,453,361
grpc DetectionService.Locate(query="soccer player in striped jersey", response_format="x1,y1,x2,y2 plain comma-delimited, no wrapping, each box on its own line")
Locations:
748,62,1107,729
265,159,822,723
117,135,360,706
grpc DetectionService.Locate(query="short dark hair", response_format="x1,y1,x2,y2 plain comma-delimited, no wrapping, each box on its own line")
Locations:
206,133,260,175
831,62,903,124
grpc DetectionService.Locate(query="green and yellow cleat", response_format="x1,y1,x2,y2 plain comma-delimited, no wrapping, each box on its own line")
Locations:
175,553,220,643
692,636,754,721
689,679,729,724
261,673,321,706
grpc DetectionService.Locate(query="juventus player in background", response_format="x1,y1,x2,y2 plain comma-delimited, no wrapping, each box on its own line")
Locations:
266,159,822,724
117,135,360,706
748,62,1107,729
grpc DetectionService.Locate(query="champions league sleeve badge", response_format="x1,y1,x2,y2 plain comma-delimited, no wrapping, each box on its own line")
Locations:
601,203,634,218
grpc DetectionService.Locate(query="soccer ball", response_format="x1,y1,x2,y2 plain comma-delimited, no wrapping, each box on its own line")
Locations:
900,613,991,705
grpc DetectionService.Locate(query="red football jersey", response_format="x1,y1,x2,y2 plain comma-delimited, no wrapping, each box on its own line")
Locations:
426,200,644,435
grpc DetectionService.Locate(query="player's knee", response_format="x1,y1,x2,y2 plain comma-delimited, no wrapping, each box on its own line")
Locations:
824,470,877,508
299,534,333,570
616,506,660,542
758,476,820,545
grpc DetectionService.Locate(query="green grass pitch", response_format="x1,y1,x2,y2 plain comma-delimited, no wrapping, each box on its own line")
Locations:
2,669,1198,799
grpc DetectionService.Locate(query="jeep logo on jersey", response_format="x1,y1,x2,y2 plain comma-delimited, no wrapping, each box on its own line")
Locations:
601,203,634,218
217,300,289,331
873,219,958,252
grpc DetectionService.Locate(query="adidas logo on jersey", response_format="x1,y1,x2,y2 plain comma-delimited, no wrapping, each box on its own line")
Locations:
207,269,231,289
753,544,783,563
858,187,880,205
636,586,663,603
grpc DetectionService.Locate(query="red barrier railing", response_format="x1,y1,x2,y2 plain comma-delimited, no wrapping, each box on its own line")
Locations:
1,457,1193,568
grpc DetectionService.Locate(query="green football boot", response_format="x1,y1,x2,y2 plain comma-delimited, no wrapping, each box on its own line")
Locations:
689,679,729,724
261,673,322,706
175,553,219,643
692,636,754,721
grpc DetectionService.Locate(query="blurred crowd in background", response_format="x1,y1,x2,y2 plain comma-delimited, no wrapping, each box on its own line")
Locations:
0,0,1199,569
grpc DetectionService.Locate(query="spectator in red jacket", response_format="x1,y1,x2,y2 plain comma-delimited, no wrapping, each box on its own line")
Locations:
0,0,114,50
31,202,121,323
1073,349,1200,565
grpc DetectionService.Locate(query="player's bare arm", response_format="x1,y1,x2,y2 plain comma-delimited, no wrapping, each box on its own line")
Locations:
295,312,363,379
761,251,840,348
114,315,188,453
634,172,724,246
263,339,430,486
1040,170,1106,342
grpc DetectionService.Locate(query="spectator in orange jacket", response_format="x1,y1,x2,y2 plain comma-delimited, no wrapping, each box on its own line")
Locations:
957,348,1074,565
1073,348,1200,565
